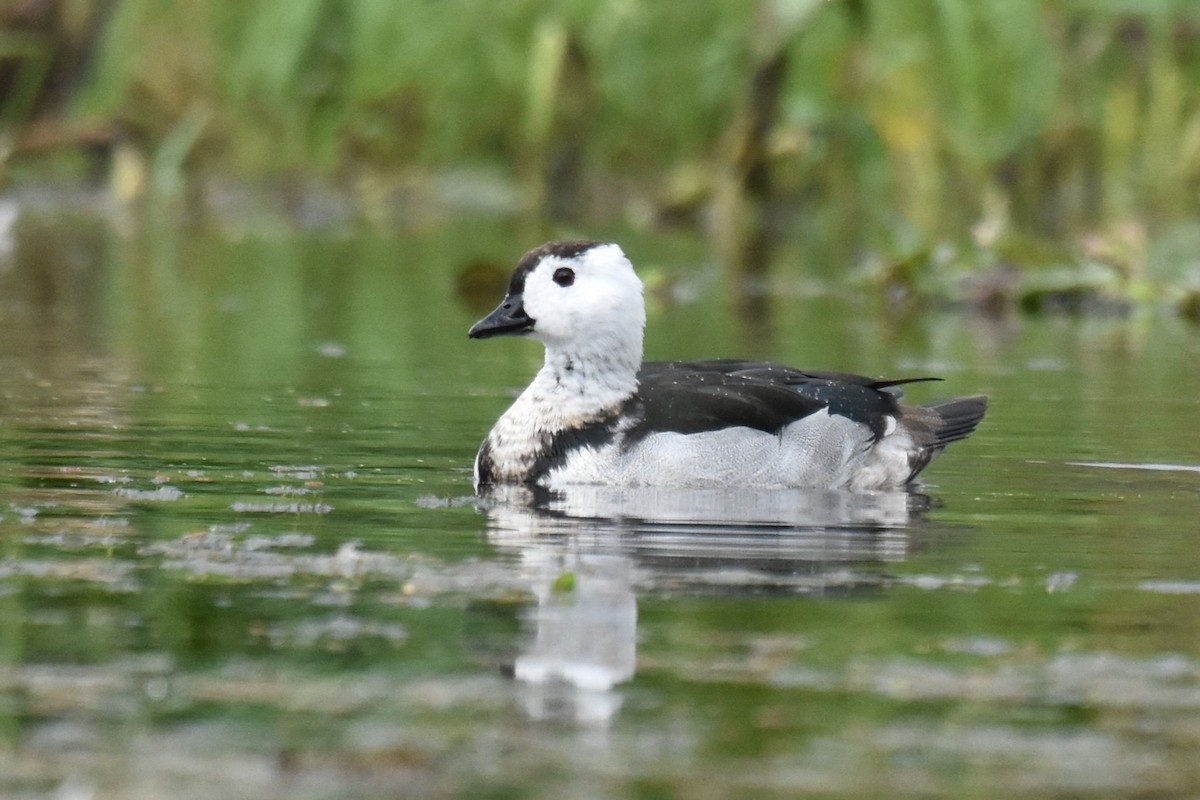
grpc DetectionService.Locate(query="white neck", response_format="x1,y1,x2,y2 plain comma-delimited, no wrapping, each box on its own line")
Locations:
489,322,640,441
534,332,642,417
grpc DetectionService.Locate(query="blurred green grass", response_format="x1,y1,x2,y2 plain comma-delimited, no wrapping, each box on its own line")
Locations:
3,0,1200,308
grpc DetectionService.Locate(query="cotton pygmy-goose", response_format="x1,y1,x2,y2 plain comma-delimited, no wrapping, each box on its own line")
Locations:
468,241,987,492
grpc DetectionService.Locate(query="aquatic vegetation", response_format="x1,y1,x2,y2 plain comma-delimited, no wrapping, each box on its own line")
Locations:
2,1,1200,310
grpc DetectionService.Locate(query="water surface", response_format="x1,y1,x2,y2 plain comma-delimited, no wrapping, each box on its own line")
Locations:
2,217,1199,798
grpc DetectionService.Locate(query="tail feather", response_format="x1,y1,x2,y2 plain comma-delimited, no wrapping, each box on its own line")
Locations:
900,394,988,483
919,395,989,448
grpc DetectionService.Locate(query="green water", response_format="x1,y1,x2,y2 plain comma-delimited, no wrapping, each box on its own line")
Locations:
2,217,1200,798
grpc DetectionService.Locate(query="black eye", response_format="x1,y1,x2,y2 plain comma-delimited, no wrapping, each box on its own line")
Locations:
552,267,575,287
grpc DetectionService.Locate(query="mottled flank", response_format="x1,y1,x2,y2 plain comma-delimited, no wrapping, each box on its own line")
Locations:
482,409,628,487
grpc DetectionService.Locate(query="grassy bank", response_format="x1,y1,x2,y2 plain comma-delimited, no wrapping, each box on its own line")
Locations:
2,1,1200,311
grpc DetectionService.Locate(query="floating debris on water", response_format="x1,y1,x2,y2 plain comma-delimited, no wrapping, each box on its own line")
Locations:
0,558,137,589
1068,461,1200,474
317,342,347,358
114,486,185,502
271,466,324,480
414,494,478,509
898,573,993,591
1138,580,1200,594
263,485,318,496
941,636,1014,657
264,613,408,650
1046,571,1078,593
242,532,316,550
230,501,333,514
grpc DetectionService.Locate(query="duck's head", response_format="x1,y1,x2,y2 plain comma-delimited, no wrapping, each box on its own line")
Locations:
468,241,645,352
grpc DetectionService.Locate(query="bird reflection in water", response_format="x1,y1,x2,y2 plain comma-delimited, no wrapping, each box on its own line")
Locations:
476,485,929,725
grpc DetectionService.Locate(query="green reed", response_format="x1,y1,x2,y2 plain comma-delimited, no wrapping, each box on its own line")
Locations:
21,0,1200,301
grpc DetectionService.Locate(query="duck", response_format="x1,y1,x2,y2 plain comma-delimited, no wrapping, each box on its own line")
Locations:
468,240,987,492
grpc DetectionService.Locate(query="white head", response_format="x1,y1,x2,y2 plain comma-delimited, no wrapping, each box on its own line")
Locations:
468,241,646,365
